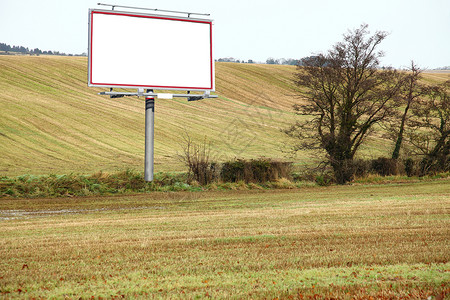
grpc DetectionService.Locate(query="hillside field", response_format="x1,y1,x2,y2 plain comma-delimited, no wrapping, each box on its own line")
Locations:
2,55,449,176
0,56,299,176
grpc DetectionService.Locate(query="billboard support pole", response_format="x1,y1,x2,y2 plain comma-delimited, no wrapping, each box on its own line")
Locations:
144,92,155,182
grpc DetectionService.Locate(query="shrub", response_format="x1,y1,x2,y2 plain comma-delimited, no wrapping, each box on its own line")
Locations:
419,152,450,176
371,157,399,176
404,158,416,177
178,134,218,185
220,158,292,183
250,159,272,182
353,159,372,178
220,159,246,182
315,174,333,186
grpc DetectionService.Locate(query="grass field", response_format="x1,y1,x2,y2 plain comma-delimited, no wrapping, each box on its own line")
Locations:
1,179,449,298
1,55,449,298
0,56,301,176
2,55,449,176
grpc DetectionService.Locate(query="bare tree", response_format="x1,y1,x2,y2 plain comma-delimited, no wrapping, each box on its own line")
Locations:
407,81,450,175
284,24,403,184
177,132,217,185
390,61,427,160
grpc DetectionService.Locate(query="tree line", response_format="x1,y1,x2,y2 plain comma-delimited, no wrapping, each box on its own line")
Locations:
284,24,449,184
216,57,300,65
0,43,86,56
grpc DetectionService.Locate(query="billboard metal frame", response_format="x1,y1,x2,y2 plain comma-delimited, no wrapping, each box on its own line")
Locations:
88,9,215,91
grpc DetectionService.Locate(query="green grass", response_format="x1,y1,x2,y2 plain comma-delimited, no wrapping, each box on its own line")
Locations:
0,179,449,298
0,169,299,198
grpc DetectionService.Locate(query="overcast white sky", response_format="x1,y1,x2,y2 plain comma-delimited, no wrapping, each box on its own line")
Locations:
1,0,449,69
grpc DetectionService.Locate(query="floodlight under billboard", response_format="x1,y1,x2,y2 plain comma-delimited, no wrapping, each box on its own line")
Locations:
88,9,214,91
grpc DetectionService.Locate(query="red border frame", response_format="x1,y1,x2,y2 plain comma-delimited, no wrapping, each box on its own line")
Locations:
89,10,214,90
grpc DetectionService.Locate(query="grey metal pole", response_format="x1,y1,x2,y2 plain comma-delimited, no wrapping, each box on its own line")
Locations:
144,96,155,181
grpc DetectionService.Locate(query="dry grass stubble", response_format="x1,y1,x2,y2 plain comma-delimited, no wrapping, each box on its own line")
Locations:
0,180,449,298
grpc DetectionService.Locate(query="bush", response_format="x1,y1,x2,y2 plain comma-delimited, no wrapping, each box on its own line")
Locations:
178,134,218,185
404,158,416,177
419,152,450,176
220,159,246,182
371,157,399,176
220,158,292,183
353,159,372,178
0,170,192,198
315,174,333,186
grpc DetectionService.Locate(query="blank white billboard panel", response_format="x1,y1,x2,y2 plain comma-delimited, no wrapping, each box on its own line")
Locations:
88,10,214,90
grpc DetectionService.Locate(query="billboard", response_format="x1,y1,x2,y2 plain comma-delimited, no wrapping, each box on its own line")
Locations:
88,9,214,91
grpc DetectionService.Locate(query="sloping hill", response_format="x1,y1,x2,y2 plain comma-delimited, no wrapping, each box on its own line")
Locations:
1,56,448,176
0,56,303,176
